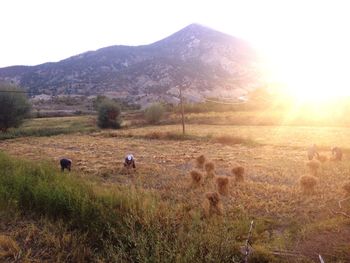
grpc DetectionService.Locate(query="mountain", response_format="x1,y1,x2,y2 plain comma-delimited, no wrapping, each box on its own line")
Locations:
0,24,263,105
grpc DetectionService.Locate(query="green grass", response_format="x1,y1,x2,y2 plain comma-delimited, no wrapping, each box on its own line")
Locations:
0,116,98,140
0,152,280,262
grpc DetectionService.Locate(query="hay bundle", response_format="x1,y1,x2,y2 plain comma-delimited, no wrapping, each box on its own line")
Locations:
300,175,317,194
306,159,321,176
232,166,245,182
342,182,350,196
0,235,20,259
216,176,229,196
205,162,215,172
196,155,206,169
204,162,215,179
203,192,223,217
317,155,328,163
190,170,203,187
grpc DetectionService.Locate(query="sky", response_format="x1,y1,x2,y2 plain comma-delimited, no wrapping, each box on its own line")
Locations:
1,0,349,95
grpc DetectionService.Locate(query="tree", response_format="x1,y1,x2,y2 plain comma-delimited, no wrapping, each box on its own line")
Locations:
0,83,31,132
92,95,107,110
97,99,122,129
144,103,165,124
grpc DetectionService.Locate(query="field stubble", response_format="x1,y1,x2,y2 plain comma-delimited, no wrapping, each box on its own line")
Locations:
1,124,350,261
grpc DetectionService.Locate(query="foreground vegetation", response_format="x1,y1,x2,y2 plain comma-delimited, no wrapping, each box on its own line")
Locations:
0,116,98,140
0,152,280,262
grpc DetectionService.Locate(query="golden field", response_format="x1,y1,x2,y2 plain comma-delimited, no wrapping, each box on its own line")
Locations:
1,118,350,262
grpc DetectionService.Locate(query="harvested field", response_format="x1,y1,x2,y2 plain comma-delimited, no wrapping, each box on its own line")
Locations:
1,124,350,261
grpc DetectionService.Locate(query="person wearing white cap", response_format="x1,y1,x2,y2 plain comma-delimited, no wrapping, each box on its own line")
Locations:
124,154,136,169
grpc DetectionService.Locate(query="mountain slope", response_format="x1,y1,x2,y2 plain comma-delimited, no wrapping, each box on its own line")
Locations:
0,24,263,104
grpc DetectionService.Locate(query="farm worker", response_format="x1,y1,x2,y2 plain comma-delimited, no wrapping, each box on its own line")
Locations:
331,146,343,161
60,158,72,172
124,154,136,169
307,144,319,160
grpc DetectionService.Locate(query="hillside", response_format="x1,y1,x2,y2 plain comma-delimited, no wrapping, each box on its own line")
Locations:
0,24,263,106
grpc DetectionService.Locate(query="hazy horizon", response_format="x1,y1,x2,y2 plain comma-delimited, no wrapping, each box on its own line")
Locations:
1,0,348,67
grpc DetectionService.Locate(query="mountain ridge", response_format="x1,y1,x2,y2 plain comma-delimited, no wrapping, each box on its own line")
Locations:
0,23,263,106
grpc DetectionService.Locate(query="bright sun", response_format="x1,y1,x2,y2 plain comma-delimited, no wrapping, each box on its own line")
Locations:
251,1,350,105
263,43,350,105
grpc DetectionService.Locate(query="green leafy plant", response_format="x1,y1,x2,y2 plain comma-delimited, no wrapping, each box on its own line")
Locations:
0,83,31,132
97,99,122,129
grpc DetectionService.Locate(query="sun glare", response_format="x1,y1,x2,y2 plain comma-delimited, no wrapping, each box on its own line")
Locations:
262,37,350,105
251,1,350,106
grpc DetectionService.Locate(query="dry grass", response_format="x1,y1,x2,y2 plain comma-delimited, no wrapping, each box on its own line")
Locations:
231,166,245,182
212,135,256,146
98,123,350,148
0,235,20,260
196,155,206,169
216,177,229,196
306,159,321,176
190,170,203,188
0,212,94,262
2,123,350,262
300,175,317,194
342,182,350,196
204,162,215,173
317,154,328,163
204,162,215,179
202,192,223,218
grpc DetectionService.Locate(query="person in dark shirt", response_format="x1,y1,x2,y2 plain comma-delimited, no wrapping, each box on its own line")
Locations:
60,158,72,172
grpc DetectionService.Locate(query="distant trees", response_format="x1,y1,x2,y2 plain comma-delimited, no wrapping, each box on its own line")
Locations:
144,103,165,124
97,99,122,129
0,83,31,132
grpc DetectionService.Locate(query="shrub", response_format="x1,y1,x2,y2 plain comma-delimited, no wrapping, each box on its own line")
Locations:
92,95,107,110
97,99,122,129
144,103,165,124
0,83,31,132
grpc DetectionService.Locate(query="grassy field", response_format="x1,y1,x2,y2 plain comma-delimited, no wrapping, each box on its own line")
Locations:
0,116,98,140
1,120,350,262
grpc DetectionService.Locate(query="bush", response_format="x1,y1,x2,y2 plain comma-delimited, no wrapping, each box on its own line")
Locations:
144,103,165,124
97,99,122,129
0,83,31,132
